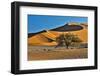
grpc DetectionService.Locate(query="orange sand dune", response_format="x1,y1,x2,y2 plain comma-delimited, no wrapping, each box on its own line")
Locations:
41,30,61,40
28,31,58,46
28,24,87,46
69,29,87,42
62,24,88,42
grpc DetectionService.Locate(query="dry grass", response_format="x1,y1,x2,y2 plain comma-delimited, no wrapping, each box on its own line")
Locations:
28,46,88,61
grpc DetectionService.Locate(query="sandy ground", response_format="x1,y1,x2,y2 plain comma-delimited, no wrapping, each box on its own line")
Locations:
28,46,88,61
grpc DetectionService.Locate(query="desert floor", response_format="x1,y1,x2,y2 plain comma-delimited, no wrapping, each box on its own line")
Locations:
28,46,88,61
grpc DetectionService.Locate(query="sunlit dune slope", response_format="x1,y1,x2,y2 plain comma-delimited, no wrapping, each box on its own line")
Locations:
28,31,59,46
65,23,88,42
69,28,87,43
28,23,87,46
41,30,61,40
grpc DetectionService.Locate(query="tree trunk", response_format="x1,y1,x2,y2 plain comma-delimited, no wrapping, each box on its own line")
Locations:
66,45,69,49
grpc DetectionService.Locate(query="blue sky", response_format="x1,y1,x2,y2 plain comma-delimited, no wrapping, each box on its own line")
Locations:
28,15,87,33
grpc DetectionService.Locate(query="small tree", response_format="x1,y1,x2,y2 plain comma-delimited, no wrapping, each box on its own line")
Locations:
55,33,82,49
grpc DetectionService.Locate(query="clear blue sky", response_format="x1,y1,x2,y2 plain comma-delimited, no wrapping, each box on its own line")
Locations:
28,15,87,33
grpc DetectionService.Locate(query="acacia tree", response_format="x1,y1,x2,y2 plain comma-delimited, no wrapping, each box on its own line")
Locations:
55,33,82,49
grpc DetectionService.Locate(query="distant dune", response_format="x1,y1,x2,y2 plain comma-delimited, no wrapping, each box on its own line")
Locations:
28,23,88,46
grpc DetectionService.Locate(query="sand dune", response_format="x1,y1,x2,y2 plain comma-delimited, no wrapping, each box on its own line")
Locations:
69,29,87,42
28,23,87,46
41,30,60,40
28,32,58,46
